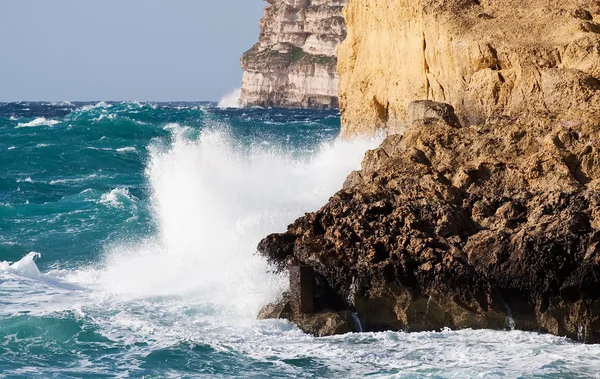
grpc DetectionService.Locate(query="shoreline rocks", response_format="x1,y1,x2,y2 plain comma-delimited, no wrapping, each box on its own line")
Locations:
257,0,600,343
258,101,600,342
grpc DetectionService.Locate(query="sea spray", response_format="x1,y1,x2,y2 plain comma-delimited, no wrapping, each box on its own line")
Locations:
4,103,600,377
75,124,382,320
218,88,242,108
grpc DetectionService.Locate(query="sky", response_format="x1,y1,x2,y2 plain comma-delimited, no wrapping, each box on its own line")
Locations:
0,0,265,102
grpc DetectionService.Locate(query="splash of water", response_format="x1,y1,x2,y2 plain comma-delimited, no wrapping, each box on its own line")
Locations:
218,88,241,108
66,125,382,320
0,252,42,280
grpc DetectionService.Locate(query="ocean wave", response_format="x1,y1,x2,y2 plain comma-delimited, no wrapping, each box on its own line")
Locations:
116,146,137,154
16,177,34,183
49,174,99,185
51,101,74,106
16,117,60,128
95,113,116,121
0,252,42,280
81,101,112,112
99,187,136,209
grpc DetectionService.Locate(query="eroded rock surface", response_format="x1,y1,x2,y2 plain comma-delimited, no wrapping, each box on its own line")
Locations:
338,0,600,135
240,0,347,109
259,100,600,342
257,0,600,342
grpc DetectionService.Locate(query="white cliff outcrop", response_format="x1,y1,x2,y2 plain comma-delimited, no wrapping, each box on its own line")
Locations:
240,0,347,109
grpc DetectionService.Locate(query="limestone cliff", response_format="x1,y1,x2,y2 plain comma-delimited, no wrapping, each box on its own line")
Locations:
240,0,347,109
258,0,600,343
338,0,600,135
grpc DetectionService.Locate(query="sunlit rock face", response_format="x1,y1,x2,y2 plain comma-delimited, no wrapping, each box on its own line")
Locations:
337,0,600,136
257,0,600,343
240,0,347,109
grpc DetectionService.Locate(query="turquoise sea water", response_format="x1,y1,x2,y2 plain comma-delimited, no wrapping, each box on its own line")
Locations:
1,102,600,378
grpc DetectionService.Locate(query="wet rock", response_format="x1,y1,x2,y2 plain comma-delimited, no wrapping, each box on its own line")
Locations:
258,294,356,337
258,114,600,343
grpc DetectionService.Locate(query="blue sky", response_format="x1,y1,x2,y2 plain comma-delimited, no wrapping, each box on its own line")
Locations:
0,0,264,101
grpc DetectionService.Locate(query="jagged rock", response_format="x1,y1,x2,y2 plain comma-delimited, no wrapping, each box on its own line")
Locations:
258,110,600,343
258,294,356,337
240,0,347,109
256,0,600,343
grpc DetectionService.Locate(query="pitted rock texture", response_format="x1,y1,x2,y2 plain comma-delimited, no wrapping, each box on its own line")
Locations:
337,0,600,136
240,0,347,109
258,101,600,342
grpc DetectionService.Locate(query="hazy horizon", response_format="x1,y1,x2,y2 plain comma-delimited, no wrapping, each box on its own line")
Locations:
0,0,264,102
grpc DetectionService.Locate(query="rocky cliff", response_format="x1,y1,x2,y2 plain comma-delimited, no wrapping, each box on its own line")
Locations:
240,0,347,109
258,0,600,343
338,0,600,136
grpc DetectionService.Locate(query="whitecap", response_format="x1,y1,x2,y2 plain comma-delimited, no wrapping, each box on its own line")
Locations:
116,147,137,154
16,117,60,128
16,177,33,183
0,252,42,280
49,174,98,185
81,101,111,111
95,113,116,121
99,187,136,209
51,101,74,106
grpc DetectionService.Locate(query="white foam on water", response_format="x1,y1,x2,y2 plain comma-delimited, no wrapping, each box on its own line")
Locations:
81,101,111,111
98,188,136,209
49,174,99,185
6,121,600,376
0,252,42,280
51,101,74,106
70,125,382,321
16,117,60,128
218,88,242,108
116,146,137,154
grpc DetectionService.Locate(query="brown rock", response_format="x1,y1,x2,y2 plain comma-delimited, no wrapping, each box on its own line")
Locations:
258,111,600,343
256,0,600,343
257,295,356,337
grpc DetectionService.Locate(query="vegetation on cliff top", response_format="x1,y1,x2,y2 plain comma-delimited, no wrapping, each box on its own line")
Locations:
242,44,337,70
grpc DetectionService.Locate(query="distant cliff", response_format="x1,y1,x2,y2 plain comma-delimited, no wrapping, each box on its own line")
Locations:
240,0,347,109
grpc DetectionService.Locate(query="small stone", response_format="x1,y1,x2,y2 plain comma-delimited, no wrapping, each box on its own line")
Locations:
407,100,462,128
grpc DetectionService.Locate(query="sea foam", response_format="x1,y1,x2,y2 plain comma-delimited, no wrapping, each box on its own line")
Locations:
16,117,60,128
71,124,382,320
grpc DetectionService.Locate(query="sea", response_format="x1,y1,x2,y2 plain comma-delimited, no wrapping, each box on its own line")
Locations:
1,101,599,378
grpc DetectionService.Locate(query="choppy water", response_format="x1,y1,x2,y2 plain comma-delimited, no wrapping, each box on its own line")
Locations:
1,101,599,378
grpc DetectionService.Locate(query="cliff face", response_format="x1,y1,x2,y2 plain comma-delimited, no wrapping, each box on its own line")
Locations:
258,0,600,343
240,0,347,109
338,0,600,135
